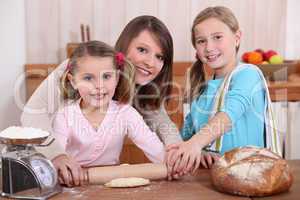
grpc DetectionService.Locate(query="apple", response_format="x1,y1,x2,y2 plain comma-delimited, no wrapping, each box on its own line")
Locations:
242,52,251,62
269,55,283,64
255,48,265,56
263,50,277,61
261,61,269,64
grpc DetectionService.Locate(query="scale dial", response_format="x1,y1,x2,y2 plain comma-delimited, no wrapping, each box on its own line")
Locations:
30,158,57,188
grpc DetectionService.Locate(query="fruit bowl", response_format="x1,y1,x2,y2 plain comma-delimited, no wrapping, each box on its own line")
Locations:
257,60,299,81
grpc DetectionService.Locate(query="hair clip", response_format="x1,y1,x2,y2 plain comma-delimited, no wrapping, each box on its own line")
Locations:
115,52,125,70
66,62,72,71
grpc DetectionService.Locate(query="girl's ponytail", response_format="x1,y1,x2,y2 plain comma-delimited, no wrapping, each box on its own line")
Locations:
185,59,206,103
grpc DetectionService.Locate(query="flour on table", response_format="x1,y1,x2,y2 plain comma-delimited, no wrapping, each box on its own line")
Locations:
105,177,150,188
0,126,49,139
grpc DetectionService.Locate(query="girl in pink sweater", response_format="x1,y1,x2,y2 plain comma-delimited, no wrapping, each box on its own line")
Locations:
52,41,164,186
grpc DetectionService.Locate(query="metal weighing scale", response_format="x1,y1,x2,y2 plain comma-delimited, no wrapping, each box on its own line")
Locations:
0,135,62,199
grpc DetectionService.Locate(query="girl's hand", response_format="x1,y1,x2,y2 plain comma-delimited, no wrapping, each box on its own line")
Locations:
52,154,86,187
166,138,203,175
200,151,221,169
165,147,182,180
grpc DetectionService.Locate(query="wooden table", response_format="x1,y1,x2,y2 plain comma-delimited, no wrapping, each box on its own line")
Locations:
54,168,249,200
50,160,300,199
0,160,298,199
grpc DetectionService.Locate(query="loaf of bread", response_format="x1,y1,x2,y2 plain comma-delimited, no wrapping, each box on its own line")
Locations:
210,146,293,197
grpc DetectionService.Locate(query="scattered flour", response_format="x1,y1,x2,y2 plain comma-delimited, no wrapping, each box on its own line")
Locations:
232,150,256,162
228,161,273,185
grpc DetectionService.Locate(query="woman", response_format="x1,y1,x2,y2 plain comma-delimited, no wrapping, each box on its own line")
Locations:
21,15,182,185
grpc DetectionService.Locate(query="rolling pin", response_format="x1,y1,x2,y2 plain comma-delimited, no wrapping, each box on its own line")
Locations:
87,163,168,184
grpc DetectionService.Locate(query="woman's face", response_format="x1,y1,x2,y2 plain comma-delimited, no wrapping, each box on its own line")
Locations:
126,30,164,85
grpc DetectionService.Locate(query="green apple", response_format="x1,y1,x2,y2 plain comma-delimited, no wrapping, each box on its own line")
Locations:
269,55,283,64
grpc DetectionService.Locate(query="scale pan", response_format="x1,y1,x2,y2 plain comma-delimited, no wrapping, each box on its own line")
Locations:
0,126,50,145
0,136,48,145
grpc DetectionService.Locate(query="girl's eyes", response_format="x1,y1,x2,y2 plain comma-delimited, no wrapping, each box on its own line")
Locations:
196,35,223,44
196,39,206,44
103,73,112,80
83,75,92,81
81,73,113,81
213,35,223,40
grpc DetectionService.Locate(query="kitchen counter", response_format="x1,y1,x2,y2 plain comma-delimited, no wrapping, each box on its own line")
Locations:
268,78,300,101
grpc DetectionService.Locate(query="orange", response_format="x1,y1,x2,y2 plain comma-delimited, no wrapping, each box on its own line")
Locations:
247,51,263,64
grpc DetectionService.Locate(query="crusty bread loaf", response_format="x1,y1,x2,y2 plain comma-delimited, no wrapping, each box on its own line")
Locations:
210,146,293,197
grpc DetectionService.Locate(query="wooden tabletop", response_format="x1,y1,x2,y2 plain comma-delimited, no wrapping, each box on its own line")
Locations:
0,160,298,200
52,160,299,200
54,168,249,200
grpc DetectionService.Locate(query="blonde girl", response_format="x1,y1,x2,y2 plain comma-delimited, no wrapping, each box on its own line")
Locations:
166,6,280,176
53,41,165,186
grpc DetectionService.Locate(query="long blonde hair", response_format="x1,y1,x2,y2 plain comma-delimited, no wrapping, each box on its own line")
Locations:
188,6,240,102
61,41,135,104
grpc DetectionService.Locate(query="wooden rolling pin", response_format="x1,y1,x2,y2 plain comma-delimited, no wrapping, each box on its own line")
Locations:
87,163,167,184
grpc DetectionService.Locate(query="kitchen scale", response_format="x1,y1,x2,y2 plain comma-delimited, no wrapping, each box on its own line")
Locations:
0,134,62,199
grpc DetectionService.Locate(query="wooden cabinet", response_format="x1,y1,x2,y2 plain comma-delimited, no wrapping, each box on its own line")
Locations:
271,102,288,158
119,137,150,164
287,102,300,159
272,101,300,159
25,62,300,163
25,64,58,100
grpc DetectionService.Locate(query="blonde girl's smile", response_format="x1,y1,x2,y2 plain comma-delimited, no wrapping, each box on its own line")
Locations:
194,17,241,72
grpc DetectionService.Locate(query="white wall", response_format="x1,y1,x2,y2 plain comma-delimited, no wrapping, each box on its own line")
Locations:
25,0,289,63
285,0,300,60
0,0,26,131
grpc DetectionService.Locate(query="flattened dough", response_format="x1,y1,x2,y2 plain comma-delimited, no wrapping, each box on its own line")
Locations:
105,177,150,188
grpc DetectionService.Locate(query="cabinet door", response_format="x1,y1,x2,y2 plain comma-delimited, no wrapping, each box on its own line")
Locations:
271,102,288,158
287,102,300,159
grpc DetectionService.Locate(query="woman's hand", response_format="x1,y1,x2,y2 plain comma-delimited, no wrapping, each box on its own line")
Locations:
166,137,203,176
200,151,221,169
52,154,87,187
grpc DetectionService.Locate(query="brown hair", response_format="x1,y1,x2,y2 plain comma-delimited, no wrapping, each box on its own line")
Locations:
61,40,135,104
188,6,240,102
115,15,173,110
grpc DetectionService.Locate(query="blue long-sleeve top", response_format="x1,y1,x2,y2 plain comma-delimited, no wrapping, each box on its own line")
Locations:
181,64,266,155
